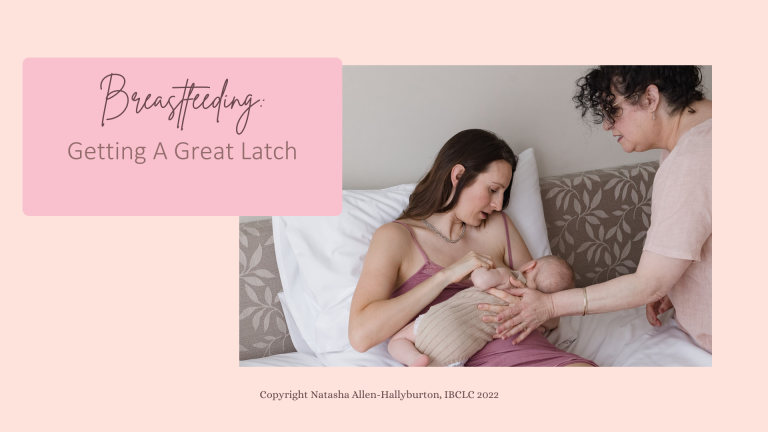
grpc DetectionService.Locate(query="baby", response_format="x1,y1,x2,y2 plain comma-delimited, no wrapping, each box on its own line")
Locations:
388,255,575,367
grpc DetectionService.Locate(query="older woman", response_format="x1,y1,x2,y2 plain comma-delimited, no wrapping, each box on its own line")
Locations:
348,129,596,366
482,66,712,353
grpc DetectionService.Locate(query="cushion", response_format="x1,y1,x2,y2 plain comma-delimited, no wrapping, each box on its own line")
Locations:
277,292,315,357
273,148,551,362
239,219,296,360
539,161,659,287
506,149,551,259
273,215,324,353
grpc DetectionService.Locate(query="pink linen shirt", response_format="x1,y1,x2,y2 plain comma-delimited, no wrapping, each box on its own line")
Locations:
644,118,712,352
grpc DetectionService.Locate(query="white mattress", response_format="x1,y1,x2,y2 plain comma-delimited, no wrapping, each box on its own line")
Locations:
239,306,711,367
240,352,323,367
552,306,711,367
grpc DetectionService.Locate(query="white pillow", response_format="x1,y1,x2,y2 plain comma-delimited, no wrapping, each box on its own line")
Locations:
275,184,415,354
273,214,323,352
505,149,551,260
277,292,316,357
273,148,549,361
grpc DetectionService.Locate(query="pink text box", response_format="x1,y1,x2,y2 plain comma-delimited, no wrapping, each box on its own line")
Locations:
23,58,341,215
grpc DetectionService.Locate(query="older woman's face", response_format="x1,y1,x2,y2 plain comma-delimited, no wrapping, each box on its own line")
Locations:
602,93,655,153
456,160,513,226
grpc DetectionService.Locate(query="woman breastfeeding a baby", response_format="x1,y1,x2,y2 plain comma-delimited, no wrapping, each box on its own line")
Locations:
348,129,596,367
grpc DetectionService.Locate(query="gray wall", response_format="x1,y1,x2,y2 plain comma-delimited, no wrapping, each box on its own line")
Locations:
241,65,711,222
343,65,711,189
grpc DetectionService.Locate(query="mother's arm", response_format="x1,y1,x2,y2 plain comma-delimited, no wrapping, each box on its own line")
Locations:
348,224,446,352
349,223,496,352
486,250,693,343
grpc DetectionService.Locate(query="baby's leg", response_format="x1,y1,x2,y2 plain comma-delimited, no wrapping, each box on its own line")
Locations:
388,321,429,367
471,267,513,290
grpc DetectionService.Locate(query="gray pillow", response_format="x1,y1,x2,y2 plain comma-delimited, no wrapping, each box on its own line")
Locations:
239,219,296,360
539,161,658,287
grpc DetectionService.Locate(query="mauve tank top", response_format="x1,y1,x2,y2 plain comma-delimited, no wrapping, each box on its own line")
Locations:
389,217,598,367
389,217,513,317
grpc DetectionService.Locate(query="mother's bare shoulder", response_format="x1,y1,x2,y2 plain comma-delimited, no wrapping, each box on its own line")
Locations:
475,211,513,243
368,221,415,259
480,211,531,270
490,210,513,229
373,221,413,243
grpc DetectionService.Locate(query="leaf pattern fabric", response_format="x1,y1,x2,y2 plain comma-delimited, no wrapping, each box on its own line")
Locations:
239,219,296,360
540,161,658,287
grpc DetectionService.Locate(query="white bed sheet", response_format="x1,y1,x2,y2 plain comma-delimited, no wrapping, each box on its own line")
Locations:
551,306,711,367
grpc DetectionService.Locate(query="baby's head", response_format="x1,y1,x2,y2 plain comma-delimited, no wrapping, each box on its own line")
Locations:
521,255,575,293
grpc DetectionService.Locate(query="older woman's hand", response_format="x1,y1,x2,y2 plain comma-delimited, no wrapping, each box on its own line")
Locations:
646,295,673,327
478,287,555,344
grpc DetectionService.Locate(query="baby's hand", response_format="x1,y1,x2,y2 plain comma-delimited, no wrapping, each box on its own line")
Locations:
490,279,515,291
471,267,514,291
470,267,497,290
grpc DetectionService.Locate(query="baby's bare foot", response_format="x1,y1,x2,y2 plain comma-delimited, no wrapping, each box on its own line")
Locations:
408,354,429,367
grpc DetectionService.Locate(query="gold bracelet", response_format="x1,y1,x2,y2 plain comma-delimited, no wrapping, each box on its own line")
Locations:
582,287,588,316
585,287,590,315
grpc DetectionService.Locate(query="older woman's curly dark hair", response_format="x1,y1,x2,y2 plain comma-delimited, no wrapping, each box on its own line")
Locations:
574,66,705,125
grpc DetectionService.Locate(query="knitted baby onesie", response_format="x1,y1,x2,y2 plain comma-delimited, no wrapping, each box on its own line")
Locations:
414,271,526,367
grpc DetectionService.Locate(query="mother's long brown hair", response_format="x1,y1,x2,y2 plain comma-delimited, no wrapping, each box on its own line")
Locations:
399,129,517,221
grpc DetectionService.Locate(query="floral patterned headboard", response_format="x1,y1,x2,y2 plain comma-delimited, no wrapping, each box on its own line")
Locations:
239,160,659,360
540,161,658,287
239,219,296,361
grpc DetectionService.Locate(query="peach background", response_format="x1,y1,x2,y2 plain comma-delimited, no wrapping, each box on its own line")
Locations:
1,1,760,431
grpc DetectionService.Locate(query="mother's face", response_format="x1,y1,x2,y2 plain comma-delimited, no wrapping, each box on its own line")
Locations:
455,160,513,226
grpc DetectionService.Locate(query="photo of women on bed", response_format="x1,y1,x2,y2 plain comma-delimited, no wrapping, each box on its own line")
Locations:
239,66,712,367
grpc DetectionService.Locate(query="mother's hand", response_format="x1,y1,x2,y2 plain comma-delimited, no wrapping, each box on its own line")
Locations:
478,287,555,344
441,251,496,284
